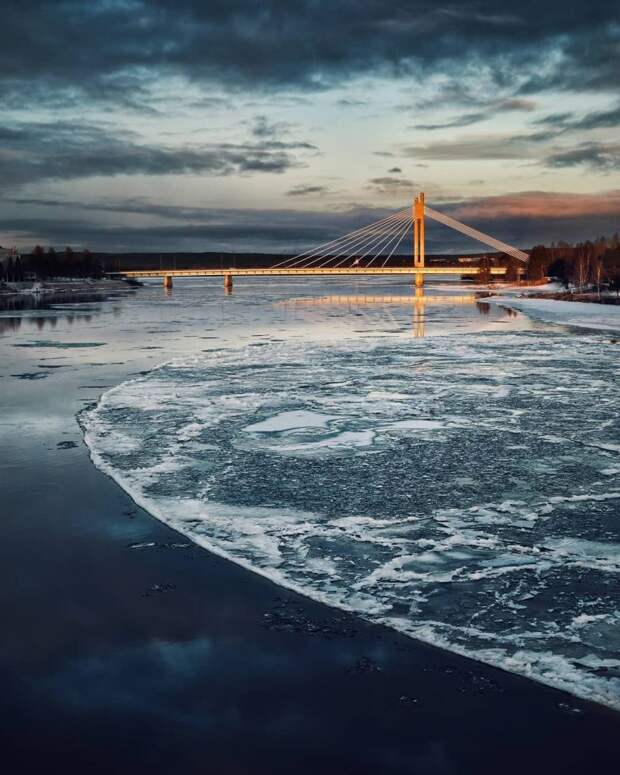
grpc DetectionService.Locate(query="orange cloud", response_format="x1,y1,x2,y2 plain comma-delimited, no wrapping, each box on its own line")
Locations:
451,190,620,220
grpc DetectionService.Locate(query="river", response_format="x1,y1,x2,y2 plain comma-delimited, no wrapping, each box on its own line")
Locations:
3,276,619,711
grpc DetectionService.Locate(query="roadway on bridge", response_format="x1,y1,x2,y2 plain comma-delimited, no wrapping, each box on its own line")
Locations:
110,266,507,279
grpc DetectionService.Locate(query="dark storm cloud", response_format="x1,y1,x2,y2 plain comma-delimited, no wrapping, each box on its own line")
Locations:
519,23,620,95
1,2,618,109
0,120,315,188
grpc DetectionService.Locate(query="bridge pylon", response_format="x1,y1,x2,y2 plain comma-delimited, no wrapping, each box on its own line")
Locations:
413,192,425,287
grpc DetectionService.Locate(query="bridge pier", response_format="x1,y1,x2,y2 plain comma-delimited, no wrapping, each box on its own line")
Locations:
224,273,233,291
163,275,173,289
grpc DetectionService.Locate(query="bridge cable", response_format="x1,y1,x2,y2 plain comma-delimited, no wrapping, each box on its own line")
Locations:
286,210,410,270
340,215,412,269
425,207,529,262
293,211,410,270
315,212,411,269
361,216,412,268
270,207,409,269
380,217,414,268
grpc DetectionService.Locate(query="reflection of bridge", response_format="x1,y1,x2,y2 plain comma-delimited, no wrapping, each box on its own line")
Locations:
109,193,528,289
276,288,482,338
275,293,479,306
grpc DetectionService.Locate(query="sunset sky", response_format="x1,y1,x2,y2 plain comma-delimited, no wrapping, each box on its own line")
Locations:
2,1,619,254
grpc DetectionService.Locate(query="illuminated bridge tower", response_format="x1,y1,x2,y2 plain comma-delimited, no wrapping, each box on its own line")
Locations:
413,192,425,287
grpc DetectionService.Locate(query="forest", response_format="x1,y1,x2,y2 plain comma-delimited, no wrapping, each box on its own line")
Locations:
516,234,620,292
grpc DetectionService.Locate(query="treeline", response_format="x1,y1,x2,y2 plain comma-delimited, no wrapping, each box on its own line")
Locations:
26,245,103,279
0,246,103,281
0,253,25,282
522,234,620,290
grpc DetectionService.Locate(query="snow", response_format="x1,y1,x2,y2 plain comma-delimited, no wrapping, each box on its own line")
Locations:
489,296,620,332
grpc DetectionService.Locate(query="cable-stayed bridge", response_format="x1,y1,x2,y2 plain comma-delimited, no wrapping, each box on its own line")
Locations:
111,193,528,289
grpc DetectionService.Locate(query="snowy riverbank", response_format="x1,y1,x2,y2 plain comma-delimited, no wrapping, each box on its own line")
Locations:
489,295,620,333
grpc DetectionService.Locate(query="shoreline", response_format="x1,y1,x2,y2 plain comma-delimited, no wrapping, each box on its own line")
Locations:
488,294,620,333
1,280,619,773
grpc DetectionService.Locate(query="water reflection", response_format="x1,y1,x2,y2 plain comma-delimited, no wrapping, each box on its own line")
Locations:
275,288,505,337
0,313,97,336
0,292,124,336
0,291,112,313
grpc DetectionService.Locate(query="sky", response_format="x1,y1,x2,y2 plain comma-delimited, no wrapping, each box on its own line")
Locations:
1,0,620,254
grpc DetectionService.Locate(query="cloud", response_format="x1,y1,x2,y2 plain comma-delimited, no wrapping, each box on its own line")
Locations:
412,97,538,130
250,115,294,139
0,202,406,252
544,142,620,171
497,98,537,111
429,189,620,250
0,1,618,110
413,112,489,131
367,176,414,195
4,190,619,253
337,98,368,107
533,112,575,128
388,167,402,173
0,120,316,189
286,185,329,197
6,197,233,222
449,190,620,220
402,135,535,160
540,104,620,132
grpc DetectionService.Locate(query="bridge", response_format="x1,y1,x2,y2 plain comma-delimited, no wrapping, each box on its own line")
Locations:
109,193,528,289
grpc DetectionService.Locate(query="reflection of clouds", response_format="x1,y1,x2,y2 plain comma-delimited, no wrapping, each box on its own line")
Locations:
37,637,301,721
40,639,214,715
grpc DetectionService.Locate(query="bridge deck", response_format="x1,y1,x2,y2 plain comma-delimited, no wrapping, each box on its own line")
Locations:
110,266,506,278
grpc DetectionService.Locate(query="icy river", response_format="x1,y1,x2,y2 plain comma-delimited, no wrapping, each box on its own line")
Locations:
79,276,619,709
